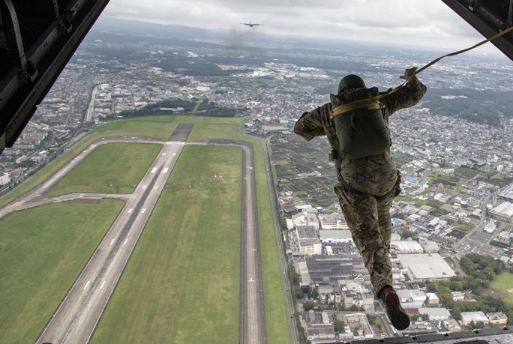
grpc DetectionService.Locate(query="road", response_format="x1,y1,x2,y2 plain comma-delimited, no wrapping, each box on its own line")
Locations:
2,127,268,343
84,85,99,123
453,193,503,259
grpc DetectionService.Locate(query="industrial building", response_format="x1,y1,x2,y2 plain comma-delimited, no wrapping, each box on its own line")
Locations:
419,307,451,321
487,312,508,326
319,230,352,244
295,225,322,256
390,240,424,253
318,213,348,230
397,253,456,281
461,311,489,326
0,172,10,186
490,202,513,222
498,183,513,202
396,289,427,311
304,255,368,288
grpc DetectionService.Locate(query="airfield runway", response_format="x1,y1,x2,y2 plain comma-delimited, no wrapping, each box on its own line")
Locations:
35,139,186,343
198,139,268,344
0,125,268,343
239,142,268,344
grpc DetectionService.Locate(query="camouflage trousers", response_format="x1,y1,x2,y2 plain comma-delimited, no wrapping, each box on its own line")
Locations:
335,172,401,296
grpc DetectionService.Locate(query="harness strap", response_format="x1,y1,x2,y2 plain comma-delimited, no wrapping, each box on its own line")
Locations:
330,96,383,118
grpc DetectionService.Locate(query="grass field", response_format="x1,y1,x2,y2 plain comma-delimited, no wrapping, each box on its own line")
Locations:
0,200,124,344
490,272,513,306
0,114,292,343
92,146,242,343
170,115,292,343
47,143,161,196
0,116,177,209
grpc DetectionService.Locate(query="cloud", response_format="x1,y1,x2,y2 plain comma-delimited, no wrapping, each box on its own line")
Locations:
102,0,499,52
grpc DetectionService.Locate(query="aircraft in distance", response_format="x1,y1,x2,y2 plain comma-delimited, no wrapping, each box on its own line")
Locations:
2,0,513,155
240,23,261,28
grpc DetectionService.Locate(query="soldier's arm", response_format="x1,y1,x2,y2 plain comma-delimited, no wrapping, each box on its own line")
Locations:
294,104,328,141
380,76,427,118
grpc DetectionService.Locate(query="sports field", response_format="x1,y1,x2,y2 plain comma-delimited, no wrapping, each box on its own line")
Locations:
490,272,513,306
92,146,242,343
47,142,161,196
0,200,124,344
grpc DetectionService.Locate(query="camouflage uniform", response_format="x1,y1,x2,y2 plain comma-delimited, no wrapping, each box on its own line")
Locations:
294,77,427,296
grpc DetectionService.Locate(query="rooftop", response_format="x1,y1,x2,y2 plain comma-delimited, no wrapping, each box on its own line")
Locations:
499,183,513,201
397,253,456,280
319,230,352,241
296,225,318,240
490,202,513,219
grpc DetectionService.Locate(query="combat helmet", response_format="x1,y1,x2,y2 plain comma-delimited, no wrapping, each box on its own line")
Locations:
338,74,366,94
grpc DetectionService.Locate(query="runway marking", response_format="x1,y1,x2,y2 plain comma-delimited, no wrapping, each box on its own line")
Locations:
110,239,115,246
151,167,158,174
84,281,91,290
141,208,146,214
99,280,106,290
128,208,133,214
172,153,176,156
122,239,128,247
249,278,255,283
162,168,169,174
142,185,147,190
162,153,167,156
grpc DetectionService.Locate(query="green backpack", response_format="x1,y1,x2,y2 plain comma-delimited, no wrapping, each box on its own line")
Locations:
330,87,391,160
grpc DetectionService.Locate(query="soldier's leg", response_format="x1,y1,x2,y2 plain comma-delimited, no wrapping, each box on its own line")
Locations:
377,195,394,252
335,185,393,296
377,172,402,251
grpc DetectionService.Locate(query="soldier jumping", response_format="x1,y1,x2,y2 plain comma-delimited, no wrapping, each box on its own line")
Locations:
294,68,426,330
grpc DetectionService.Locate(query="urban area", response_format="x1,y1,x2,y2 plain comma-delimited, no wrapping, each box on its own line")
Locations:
1,22,513,343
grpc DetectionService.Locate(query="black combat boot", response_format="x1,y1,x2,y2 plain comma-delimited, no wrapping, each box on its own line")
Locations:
379,286,410,330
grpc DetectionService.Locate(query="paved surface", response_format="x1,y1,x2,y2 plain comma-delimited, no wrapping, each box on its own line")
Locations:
84,85,99,123
194,139,268,344
2,127,268,344
169,123,194,141
0,137,164,220
349,327,513,343
240,143,267,344
36,140,186,344
0,193,130,216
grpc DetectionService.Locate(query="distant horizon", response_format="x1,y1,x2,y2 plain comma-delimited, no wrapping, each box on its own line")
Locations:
96,15,511,63
99,0,510,59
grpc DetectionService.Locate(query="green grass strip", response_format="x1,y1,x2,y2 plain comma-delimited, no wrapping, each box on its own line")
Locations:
0,116,177,209
0,200,124,344
92,146,242,343
47,143,161,196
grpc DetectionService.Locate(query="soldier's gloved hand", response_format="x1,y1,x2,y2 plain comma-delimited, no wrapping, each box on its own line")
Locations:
400,67,417,81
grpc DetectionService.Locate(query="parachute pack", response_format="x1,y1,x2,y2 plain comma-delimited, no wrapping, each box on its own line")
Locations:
330,87,391,160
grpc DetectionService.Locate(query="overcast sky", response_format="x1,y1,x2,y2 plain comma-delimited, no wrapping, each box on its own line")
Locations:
103,0,502,55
